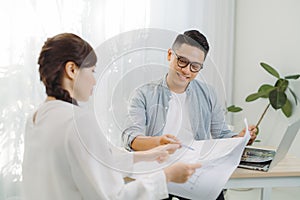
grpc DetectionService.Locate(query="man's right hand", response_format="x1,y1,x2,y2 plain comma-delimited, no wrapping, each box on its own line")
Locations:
131,134,180,151
133,143,180,163
158,134,180,145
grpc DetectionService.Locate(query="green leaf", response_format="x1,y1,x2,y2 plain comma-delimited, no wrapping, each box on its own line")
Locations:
289,88,298,105
227,105,243,112
281,99,292,117
260,62,280,78
285,74,300,80
245,93,261,102
275,79,289,92
269,89,287,109
258,84,275,98
255,126,259,135
245,90,273,102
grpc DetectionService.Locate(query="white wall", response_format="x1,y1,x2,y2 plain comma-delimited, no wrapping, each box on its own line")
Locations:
233,0,300,157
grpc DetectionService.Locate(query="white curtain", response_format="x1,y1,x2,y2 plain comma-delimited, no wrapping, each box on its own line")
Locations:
0,0,235,199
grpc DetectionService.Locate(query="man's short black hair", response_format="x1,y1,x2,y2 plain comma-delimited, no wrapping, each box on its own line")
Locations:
172,30,210,57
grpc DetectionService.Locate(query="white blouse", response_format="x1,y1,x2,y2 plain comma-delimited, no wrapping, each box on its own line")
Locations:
22,100,168,200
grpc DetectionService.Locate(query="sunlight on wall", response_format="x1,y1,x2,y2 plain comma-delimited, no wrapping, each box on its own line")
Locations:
104,0,150,38
0,0,87,178
0,1,152,199
0,1,236,199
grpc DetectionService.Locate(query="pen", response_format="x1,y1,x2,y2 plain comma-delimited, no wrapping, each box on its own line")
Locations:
180,144,195,151
168,138,195,151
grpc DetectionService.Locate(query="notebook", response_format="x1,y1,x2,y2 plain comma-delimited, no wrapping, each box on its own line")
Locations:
238,119,300,172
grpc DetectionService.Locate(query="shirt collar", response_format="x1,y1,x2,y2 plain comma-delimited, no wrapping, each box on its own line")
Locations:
162,73,193,94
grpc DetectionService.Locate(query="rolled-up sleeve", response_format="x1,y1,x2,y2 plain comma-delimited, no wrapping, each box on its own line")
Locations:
122,89,147,150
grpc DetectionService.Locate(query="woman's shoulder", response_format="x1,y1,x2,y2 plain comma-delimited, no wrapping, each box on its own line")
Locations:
31,100,78,123
42,100,75,114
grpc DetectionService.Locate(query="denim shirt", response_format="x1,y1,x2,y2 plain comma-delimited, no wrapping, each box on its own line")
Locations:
122,76,236,150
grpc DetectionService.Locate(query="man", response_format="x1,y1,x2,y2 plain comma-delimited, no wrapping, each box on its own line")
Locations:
122,30,257,200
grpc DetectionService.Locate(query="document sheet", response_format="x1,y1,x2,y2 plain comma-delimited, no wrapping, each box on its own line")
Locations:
131,119,250,200
167,119,251,199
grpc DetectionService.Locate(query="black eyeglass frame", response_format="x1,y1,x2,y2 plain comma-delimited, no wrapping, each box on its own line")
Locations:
171,49,204,73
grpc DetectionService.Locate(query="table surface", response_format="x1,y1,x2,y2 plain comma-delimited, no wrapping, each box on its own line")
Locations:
231,155,300,179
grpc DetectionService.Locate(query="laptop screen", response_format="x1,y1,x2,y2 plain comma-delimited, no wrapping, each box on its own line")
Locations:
238,118,300,171
269,119,300,168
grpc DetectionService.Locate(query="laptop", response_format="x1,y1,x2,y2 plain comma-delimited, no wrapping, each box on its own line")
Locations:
238,119,300,172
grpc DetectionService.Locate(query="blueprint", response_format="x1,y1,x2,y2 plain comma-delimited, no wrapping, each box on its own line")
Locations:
131,119,250,199
167,119,251,199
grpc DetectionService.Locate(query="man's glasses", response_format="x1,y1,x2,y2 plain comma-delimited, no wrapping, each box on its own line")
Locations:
172,50,203,73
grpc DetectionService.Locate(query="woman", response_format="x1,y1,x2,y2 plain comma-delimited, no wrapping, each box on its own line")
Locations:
22,33,201,200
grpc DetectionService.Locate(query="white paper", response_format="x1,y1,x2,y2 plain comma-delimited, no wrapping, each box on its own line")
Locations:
167,118,250,199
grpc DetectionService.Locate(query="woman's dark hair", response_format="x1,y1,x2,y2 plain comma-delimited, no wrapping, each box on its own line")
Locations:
38,33,97,105
172,30,210,58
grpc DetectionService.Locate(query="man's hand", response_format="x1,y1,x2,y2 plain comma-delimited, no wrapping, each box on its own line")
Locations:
133,144,180,163
159,133,180,144
131,134,180,151
234,125,257,145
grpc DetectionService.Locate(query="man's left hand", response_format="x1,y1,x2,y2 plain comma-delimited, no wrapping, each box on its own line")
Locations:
234,125,257,145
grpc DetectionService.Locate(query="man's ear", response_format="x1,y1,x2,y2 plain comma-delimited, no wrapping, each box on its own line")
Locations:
64,61,79,80
167,49,172,61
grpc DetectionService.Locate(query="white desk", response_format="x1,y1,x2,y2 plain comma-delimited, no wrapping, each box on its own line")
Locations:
225,155,300,200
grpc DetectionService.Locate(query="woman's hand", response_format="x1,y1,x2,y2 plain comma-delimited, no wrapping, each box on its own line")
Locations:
164,162,202,183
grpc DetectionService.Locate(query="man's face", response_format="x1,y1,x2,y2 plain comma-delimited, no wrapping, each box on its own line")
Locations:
167,44,205,91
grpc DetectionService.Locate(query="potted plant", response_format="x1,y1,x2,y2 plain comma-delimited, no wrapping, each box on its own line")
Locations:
228,62,300,136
